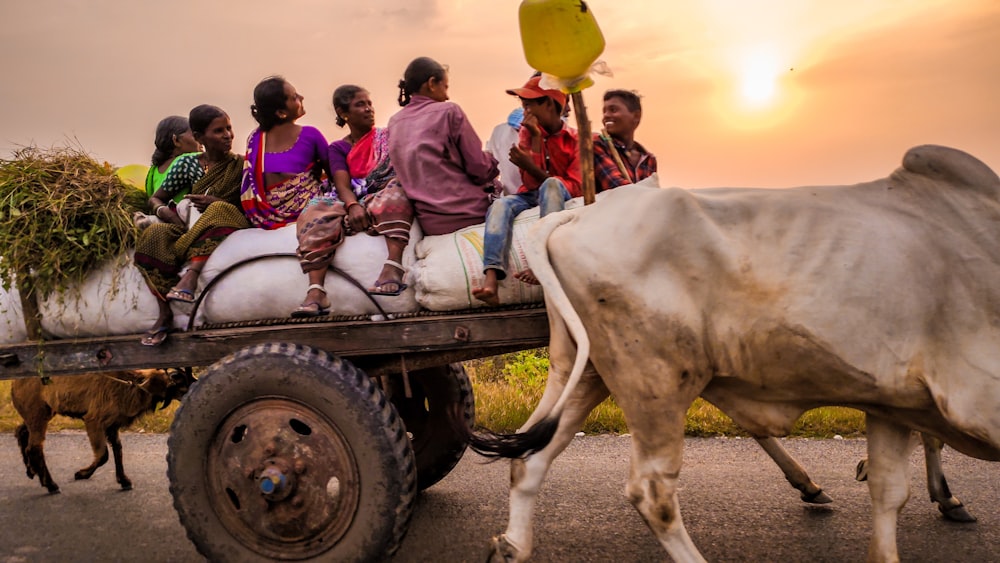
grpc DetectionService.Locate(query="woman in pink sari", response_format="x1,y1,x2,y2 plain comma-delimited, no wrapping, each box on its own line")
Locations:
293,84,414,317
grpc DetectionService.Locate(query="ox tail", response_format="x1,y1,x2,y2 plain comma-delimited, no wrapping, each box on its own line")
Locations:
464,210,592,460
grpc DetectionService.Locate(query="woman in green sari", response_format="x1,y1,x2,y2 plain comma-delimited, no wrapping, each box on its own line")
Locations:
135,104,248,346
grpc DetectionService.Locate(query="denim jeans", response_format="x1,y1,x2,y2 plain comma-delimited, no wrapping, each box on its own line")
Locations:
481,177,571,279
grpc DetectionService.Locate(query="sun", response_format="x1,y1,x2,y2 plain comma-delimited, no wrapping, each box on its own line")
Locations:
737,50,782,109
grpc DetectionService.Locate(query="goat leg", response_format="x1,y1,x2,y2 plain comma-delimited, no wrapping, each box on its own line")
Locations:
107,425,132,490
75,418,110,481
15,424,36,479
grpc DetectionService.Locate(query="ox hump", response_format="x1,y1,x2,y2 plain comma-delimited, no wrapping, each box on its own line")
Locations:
899,144,1000,196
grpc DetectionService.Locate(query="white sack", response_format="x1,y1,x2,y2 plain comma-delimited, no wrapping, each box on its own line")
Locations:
0,284,27,344
196,223,423,325
38,251,162,338
411,198,590,311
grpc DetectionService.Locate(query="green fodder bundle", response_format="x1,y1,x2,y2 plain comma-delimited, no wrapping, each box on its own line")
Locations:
0,146,148,298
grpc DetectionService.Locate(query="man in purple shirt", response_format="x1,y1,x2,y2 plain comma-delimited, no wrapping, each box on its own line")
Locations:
388,57,499,236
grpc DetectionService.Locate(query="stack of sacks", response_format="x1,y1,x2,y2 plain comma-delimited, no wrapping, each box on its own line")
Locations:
410,174,661,311
0,222,426,341
194,222,423,325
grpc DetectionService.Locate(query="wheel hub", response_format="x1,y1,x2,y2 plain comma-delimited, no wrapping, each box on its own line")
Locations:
205,398,361,559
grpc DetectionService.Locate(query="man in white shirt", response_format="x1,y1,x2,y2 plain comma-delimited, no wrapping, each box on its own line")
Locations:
484,107,524,196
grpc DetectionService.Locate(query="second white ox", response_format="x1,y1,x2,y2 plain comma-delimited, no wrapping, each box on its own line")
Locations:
468,145,1000,562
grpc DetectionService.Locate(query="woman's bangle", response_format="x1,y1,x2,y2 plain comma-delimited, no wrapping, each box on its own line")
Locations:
345,200,362,211
154,204,167,216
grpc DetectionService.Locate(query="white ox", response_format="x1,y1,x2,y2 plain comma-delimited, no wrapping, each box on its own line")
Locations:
468,145,1000,563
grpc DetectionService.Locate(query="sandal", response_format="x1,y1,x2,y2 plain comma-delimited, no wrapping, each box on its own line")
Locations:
292,284,331,318
141,325,171,347
368,260,409,297
166,287,196,303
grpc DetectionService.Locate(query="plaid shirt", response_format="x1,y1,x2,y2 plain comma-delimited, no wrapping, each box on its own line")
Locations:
593,134,657,192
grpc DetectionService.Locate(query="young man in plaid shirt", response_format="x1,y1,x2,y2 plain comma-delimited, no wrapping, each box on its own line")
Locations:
594,89,657,191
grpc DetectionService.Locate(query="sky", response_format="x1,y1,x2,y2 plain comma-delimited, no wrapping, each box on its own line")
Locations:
0,0,997,189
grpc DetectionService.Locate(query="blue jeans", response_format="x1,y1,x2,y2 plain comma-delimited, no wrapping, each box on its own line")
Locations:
482,177,572,279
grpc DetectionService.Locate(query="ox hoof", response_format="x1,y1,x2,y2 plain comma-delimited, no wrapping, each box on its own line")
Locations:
801,489,834,504
119,480,133,491
939,503,977,523
486,534,521,563
74,470,94,481
855,458,869,482
45,485,60,494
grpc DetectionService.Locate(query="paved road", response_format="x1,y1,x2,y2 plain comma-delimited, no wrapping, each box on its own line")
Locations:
1,432,997,562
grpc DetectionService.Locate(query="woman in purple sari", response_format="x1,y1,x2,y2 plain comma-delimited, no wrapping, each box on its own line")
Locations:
293,84,415,317
240,76,329,231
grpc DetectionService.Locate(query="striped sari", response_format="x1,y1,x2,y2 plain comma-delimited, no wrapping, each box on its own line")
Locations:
135,153,248,296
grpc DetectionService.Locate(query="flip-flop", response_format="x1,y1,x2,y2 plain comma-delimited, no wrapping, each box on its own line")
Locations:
368,280,409,297
369,259,408,296
291,301,331,318
166,288,196,303
141,326,170,347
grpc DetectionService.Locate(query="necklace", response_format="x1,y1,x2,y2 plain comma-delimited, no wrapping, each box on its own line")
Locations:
200,154,220,172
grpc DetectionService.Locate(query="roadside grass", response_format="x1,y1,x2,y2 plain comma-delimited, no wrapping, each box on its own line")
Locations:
0,350,865,438
464,350,866,438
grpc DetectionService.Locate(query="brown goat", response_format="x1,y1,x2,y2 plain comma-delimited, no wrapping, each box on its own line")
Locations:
12,368,193,494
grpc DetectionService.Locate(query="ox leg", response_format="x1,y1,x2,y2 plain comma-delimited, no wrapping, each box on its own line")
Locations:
492,366,610,563
627,409,705,563
755,437,833,504
865,414,914,563
922,434,974,522
106,425,132,490
75,417,110,481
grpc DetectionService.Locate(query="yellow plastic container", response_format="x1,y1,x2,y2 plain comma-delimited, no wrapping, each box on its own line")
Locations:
115,163,149,192
519,0,605,79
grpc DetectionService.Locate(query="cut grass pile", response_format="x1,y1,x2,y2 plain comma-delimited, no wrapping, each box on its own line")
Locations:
0,146,147,298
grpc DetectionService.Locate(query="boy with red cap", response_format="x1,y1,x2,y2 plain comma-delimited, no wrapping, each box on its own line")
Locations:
473,75,582,306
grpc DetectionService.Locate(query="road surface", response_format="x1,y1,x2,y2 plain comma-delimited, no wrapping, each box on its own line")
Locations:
1,432,997,562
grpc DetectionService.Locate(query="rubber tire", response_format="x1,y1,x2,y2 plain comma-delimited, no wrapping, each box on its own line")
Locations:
167,343,416,562
389,363,475,491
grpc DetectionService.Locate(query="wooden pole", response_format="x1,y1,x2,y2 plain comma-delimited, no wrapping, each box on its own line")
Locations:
15,269,43,342
571,91,596,205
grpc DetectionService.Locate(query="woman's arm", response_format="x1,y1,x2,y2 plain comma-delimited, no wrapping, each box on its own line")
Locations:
149,154,199,225
329,141,369,231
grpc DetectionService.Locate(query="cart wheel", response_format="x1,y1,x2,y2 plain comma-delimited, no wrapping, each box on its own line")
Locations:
167,343,416,562
389,363,475,491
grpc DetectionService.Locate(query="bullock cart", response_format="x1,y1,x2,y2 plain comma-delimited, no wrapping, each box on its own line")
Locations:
0,298,549,561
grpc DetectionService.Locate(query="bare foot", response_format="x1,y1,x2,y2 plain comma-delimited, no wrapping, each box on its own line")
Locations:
472,286,501,307
514,269,539,285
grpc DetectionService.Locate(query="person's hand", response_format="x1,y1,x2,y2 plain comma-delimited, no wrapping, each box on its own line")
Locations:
185,194,216,212
154,204,185,226
509,144,535,171
520,112,541,137
346,202,370,232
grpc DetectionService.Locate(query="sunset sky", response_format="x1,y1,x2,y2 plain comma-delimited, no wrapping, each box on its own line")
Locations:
0,0,997,188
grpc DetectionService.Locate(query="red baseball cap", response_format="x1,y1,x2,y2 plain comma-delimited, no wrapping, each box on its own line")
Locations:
506,75,567,108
